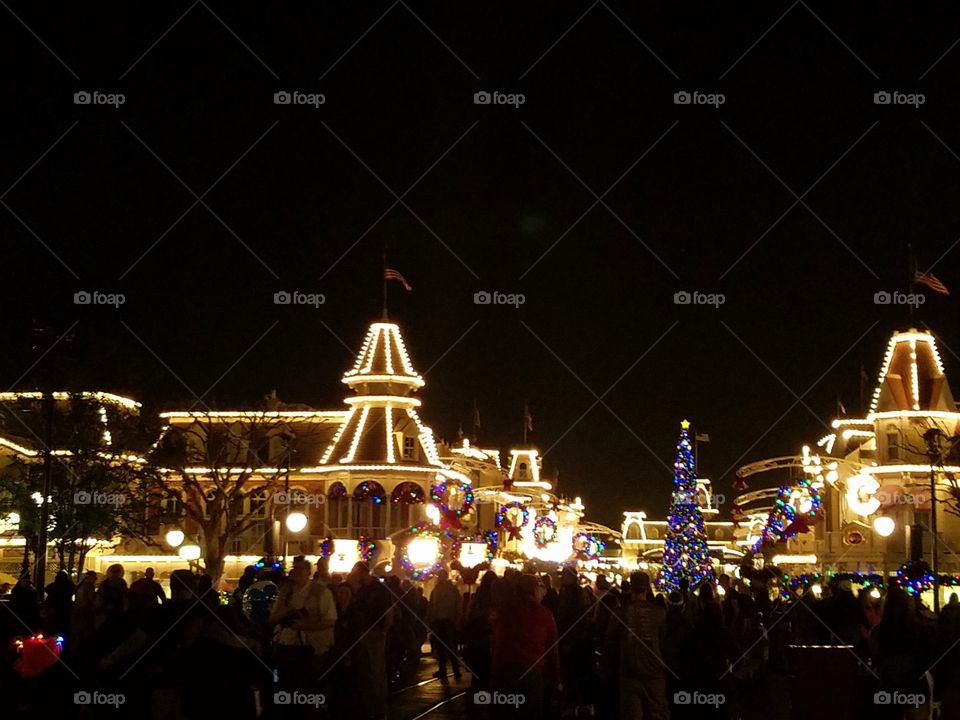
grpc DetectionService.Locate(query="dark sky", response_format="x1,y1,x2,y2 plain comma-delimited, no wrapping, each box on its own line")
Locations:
4,2,960,528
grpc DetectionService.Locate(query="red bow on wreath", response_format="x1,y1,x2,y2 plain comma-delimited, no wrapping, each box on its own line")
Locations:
784,515,810,536
439,509,462,530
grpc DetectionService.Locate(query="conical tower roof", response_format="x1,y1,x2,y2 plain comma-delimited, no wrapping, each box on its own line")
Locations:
319,320,442,468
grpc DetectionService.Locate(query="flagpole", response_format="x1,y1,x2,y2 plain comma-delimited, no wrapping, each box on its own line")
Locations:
908,244,915,325
382,246,388,319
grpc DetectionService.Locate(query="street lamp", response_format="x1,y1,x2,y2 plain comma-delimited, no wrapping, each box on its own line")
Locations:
178,544,201,560
285,511,307,533
873,516,895,538
165,529,185,548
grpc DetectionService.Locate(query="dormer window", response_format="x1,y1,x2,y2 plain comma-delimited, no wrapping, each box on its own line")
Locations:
887,426,899,460
403,436,415,460
519,462,528,480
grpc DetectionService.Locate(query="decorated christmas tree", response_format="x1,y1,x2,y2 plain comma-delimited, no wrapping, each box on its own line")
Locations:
657,420,715,592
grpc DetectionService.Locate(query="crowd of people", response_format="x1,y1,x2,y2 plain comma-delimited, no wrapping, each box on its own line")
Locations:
2,562,960,719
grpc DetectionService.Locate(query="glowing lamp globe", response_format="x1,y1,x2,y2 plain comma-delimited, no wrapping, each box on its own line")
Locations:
407,536,440,566
165,529,185,548
285,511,308,533
425,504,440,525
873,515,895,538
178,544,201,561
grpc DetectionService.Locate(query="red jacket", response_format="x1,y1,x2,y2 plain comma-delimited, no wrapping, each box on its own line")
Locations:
492,597,559,682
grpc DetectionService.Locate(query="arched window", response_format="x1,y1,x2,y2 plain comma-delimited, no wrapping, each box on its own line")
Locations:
353,481,386,538
519,462,528,480
391,482,426,530
648,528,660,539
625,523,642,540
327,482,349,532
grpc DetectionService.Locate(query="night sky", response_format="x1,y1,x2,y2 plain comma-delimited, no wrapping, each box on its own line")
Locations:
4,3,960,528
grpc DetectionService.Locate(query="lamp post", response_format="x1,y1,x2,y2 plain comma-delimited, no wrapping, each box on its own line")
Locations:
34,392,54,598
922,427,959,613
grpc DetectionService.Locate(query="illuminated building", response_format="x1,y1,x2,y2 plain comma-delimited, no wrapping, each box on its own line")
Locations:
733,329,960,593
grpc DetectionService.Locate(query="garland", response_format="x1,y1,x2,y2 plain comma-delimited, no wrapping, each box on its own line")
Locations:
751,475,821,553
319,535,335,558
496,501,530,540
533,516,558,548
355,481,386,505
401,522,444,581
430,479,474,529
896,560,936,596
572,531,605,561
358,535,376,562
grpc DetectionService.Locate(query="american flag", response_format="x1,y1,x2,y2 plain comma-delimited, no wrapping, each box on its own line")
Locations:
914,270,949,296
384,268,412,291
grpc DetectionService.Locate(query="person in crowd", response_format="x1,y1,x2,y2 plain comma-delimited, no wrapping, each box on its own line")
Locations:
70,570,98,649
607,572,668,720
129,567,166,605
234,564,257,606
557,566,593,714
661,590,696,720
9,575,39,631
0,582,11,597
593,575,621,720
42,569,74,636
270,556,337,697
428,568,462,681
869,585,933,719
345,561,392,720
540,572,559,619
100,569,260,719
313,555,334,589
492,573,559,719
463,570,498,711
95,563,128,628
935,592,960,717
